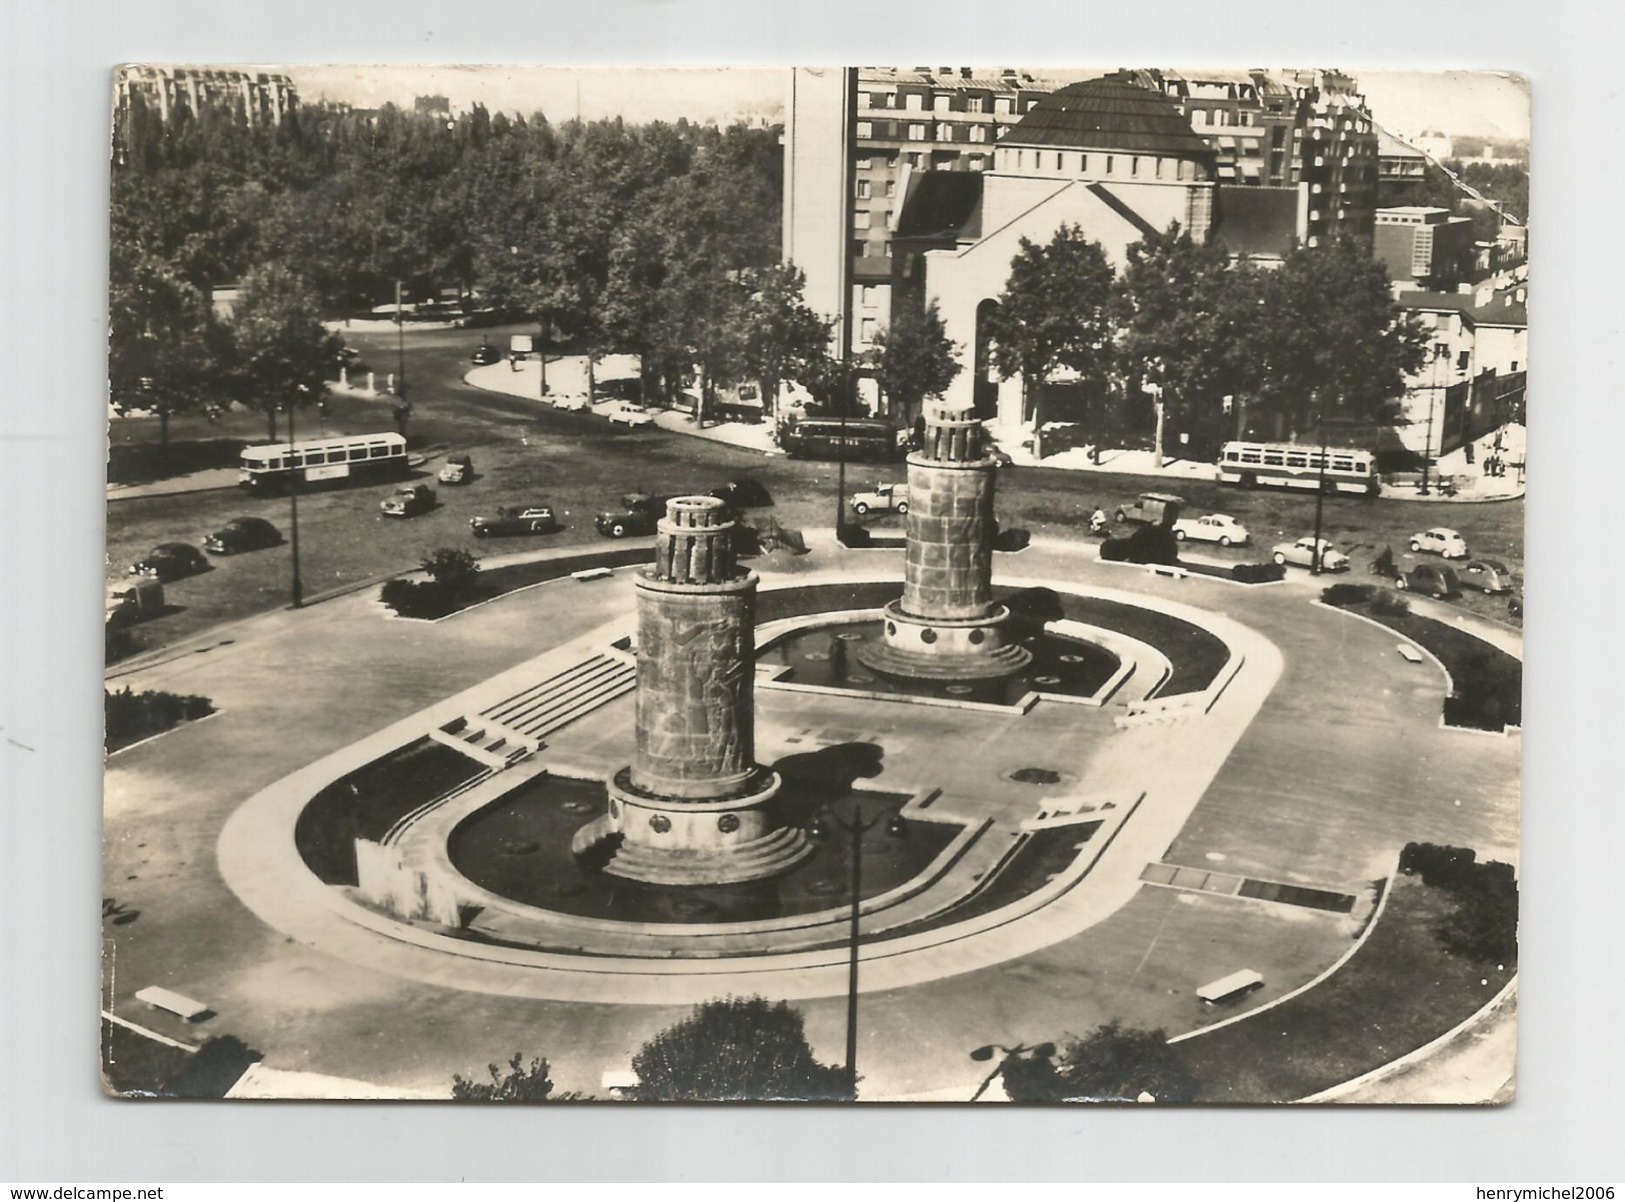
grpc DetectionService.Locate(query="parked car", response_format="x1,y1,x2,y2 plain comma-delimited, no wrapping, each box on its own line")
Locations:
470,343,501,366
849,482,909,515
1172,513,1250,547
1457,558,1514,594
203,516,281,555
380,483,437,518
106,578,165,628
1396,563,1462,599
470,505,559,538
604,401,655,428
129,542,209,581
1114,491,1185,525
1508,591,1523,619
437,453,474,485
595,493,666,538
551,392,591,412
1270,537,1350,573
1410,527,1469,559
710,478,773,509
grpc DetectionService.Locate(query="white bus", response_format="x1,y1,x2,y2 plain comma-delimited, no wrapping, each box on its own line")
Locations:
239,432,409,494
1217,440,1379,496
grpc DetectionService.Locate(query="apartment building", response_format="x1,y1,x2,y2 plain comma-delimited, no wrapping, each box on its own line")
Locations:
1374,206,1478,292
115,66,298,128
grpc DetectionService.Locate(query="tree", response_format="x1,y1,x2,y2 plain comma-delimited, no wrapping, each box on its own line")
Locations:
1003,1020,1199,1104
629,996,849,1102
1111,225,1251,464
108,247,218,448
874,297,962,426
452,1053,578,1102
736,264,831,418
984,225,1116,441
421,547,482,599
226,264,342,441
1249,237,1429,438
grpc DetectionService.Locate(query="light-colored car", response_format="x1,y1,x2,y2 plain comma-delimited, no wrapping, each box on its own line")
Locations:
1410,527,1468,559
437,453,474,485
1271,536,1350,572
1172,513,1250,547
551,391,590,412
849,482,909,515
604,401,655,428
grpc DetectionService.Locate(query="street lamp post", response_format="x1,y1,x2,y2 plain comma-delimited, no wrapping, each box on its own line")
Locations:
395,280,408,411
286,388,304,609
809,801,907,1099
1311,400,1329,575
1420,343,1447,496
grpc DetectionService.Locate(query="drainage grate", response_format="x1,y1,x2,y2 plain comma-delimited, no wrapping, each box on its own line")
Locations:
1009,767,1064,786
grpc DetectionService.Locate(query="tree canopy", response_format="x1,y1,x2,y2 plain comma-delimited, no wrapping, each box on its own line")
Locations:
451,1053,577,1103
629,996,850,1102
874,297,961,425
1002,1020,1199,1104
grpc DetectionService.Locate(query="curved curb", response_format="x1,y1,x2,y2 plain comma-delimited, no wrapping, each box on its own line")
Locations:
1168,856,1399,1044
1293,976,1518,1103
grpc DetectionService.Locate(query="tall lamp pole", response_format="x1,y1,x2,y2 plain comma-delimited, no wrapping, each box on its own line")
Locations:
395,280,408,412
287,387,304,609
1310,396,1329,575
1420,343,1446,496
809,801,906,1100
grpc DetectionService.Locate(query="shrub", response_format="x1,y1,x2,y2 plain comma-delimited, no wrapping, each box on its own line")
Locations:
1444,644,1523,729
379,577,455,619
421,547,481,596
105,687,214,752
1099,536,1131,562
1368,590,1411,617
629,996,850,1102
452,1053,580,1103
1003,1020,1198,1104
993,527,1032,553
1231,562,1286,584
1321,582,1376,606
1398,843,1518,966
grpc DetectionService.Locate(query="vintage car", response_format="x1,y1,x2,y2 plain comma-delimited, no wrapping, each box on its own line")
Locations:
1270,537,1350,573
203,516,281,555
849,482,909,516
1457,558,1515,594
437,453,474,485
129,542,209,581
1395,563,1462,599
1114,492,1185,525
470,343,502,366
380,483,437,518
604,402,656,428
1171,513,1250,547
595,494,667,538
1410,527,1469,559
469,505,559,538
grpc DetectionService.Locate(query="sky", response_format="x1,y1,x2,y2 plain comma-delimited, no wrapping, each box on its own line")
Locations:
286,65,1530,141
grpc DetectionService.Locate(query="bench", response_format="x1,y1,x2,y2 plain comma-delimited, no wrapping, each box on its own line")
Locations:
134,985,210,1022
1396,644,1425,664
571,567,614,582
1196,969,1264,1005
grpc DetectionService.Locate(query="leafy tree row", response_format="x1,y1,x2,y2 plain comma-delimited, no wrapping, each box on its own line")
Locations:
981,224,1429,458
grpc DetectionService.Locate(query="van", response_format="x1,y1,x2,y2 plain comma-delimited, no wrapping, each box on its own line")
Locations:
106,578,165,628
1114,492,1185,526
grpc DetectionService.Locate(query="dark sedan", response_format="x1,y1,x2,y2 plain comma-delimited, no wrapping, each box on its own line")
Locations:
471,343,502,366
1457,558,1515,595
470,505,560,538
130,542,209,581
595,494,666,538
204,516,282,555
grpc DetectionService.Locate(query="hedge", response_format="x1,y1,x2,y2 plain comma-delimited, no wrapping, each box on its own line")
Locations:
106,687,215,752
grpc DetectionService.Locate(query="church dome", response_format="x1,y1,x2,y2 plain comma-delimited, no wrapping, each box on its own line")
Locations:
1003,77,1213,158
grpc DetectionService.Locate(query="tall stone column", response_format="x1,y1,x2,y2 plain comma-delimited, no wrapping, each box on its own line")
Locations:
858,403,1032,681
573,497,810,885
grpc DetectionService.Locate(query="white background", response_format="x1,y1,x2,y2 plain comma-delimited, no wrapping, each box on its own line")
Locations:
2,0,1620,1184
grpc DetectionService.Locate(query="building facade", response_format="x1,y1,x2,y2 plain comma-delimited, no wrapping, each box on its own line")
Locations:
1393,287,1528,458
115,66,298,128
1374,206,1478,292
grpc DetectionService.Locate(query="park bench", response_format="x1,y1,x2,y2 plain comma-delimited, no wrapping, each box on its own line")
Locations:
1396,644,1425,664
1196,969,1264,1005
134,985,210,1022
572,567,614,582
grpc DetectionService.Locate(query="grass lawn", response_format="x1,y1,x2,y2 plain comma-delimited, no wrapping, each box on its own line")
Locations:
1178,875,1515,1103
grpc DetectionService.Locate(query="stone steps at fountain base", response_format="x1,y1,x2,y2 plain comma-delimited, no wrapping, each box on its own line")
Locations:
571,817,813,886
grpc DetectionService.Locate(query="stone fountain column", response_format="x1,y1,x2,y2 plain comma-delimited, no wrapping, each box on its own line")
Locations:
573,496,810,884
857,403,1032,681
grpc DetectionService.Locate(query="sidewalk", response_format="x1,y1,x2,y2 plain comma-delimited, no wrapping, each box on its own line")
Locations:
107,466,241,502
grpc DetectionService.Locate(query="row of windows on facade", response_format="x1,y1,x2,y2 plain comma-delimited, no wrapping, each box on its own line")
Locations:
860,90,1042,116
1000,146,1203,181
858,150,988,173
852,239,892,259
853,209,894,230
856,120,1012,142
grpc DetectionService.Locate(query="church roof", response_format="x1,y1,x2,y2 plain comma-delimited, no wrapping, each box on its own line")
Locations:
1001,77,1214,158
